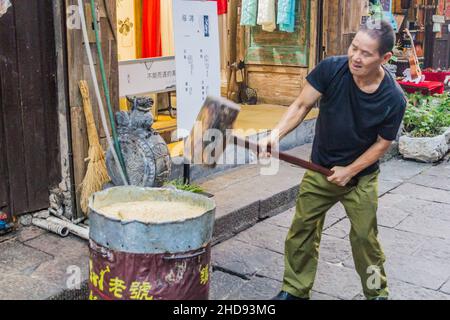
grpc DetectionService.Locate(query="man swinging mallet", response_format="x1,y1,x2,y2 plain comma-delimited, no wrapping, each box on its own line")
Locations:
260,19,407,300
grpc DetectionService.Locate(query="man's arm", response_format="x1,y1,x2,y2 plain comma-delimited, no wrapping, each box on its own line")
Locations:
327,136,393,187
260,82,322,154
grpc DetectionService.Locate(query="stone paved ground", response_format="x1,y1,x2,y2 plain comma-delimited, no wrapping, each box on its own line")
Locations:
0,227,89,299
1,153,449,300
210,155,450,300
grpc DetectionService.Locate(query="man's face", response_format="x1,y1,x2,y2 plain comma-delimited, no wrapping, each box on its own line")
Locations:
347,31,391,77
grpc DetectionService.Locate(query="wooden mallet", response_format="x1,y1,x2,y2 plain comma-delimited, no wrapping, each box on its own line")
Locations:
186,96,358,187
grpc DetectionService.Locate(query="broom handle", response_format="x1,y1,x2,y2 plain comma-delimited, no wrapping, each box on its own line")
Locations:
79,81,100,148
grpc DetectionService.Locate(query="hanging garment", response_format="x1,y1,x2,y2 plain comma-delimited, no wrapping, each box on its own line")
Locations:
217,0,228,15
437,0,445,15
257,0,276,32
445,0,450,20
392,0,403,13
277,0,296,33
142,0,162,58
241,0,258,26
369,1,383,20
207,0,228,15
380,0,391,11
160,0,174,56
383,11,398,31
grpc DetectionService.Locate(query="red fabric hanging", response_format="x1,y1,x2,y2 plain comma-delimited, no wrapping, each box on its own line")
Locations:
397,80,445,95
142,0,162,58
217,0,228,15
446,0,450,19
207,0,228,15
437,0,445,15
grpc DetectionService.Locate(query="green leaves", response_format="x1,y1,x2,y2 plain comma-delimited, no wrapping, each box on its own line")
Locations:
164,179,205,194
403,92,450,138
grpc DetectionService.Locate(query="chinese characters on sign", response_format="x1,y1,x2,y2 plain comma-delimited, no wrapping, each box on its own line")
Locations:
173,0,221,138
88,243,212,300
118,56,176,97
89,260,157,300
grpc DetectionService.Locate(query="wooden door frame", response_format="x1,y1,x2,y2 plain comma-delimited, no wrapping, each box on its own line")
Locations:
315,0,325,65
53,0,77,219
0,71,11,219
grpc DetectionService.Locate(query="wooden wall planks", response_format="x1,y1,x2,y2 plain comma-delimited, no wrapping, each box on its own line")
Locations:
0,0,61,216
65,0,119,217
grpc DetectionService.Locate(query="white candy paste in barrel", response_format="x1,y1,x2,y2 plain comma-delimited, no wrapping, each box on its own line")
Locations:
97,200,205,223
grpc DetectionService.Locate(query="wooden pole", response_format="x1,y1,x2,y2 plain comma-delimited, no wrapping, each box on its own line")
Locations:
227,0,239,101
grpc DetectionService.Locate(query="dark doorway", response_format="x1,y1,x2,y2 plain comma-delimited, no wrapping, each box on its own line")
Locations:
0,0,61,217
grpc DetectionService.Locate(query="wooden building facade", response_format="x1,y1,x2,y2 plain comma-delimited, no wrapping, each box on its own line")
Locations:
229,0,369,106
2,0,448,219
0,0,381,219
0,0,119,220
0,0,62,218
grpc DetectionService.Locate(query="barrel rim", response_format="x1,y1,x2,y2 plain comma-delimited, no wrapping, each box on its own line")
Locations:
88,186,216,226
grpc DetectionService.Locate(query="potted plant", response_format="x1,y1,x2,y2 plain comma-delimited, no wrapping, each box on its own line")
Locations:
399,92,450,162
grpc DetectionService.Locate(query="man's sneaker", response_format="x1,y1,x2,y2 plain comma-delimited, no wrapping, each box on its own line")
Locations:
271,291,309,300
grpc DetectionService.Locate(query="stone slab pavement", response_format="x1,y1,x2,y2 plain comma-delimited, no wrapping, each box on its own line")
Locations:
1,147,449,300
210,155,450,300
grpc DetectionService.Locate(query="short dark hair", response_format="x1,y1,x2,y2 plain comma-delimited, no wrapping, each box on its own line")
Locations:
359,18,395,56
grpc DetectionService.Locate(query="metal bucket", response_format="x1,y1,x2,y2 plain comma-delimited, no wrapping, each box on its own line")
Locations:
87,186,215,300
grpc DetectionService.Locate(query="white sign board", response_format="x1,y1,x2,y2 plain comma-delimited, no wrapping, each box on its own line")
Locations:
173,0,221,138
118,56,177,97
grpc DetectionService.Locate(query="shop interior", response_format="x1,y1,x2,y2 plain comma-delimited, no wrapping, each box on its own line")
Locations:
115,0,315,159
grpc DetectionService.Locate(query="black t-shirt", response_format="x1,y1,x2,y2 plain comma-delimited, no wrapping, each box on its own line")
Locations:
306,56,407,178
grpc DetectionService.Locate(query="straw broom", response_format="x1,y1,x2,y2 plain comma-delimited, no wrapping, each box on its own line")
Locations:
78,80,110,215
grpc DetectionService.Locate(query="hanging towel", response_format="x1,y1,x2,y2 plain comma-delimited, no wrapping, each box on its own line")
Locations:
383,11,398,31
160,0,174,56
257,0,276,32
241,0,258,26
142,0,162,58
277,0,296,33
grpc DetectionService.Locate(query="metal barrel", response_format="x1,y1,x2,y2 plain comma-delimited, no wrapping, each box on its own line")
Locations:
87,186,216,300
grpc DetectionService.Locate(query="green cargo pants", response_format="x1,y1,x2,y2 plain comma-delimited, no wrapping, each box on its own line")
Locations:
282,169,389,300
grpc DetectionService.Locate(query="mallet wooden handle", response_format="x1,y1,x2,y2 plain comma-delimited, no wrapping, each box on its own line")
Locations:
235,137,358,187
268,145,334,177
